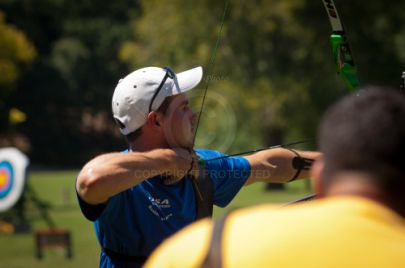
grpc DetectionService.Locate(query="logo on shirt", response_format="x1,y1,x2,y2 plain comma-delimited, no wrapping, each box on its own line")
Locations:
147,196,173,221
148,205,173,221
148,196,171,208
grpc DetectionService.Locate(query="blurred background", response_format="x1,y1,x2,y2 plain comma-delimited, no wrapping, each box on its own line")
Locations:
0,0,404,266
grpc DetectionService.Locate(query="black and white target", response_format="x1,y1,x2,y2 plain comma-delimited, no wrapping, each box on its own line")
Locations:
0,148,29,212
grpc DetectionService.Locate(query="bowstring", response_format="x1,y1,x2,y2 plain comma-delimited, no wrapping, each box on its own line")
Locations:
188,1,318,204
192,0,230,147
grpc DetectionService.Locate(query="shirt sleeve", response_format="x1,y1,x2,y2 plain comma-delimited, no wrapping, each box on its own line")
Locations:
76,190,107,221
197,149,251,208
75,149,129,221
75,176,123,222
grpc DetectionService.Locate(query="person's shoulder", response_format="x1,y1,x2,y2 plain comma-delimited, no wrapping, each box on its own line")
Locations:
228,197,363,229
145,218,212,268
227,199,331,227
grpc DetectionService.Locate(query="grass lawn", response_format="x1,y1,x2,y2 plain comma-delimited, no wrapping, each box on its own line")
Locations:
0,170,312,267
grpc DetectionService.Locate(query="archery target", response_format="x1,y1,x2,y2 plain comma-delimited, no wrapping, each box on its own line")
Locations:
0,161,14,199
0,148,29,212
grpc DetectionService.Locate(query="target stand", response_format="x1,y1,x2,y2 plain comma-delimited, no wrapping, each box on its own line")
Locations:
0,148,73,259
0,148,56,233
35,228,72,259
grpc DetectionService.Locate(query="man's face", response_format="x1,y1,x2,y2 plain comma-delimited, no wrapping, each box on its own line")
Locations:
161,93,197,149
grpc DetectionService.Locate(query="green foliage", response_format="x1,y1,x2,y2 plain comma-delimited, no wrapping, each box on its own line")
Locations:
0,0,138,165
0,10,36,146
120,0,330,151
126,0,404,153
0,0,404,165
0,11,36,86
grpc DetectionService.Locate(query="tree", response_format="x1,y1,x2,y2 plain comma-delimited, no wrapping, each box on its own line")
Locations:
1,0,139,165
121,0,405,154
0,10,36,147
1,0,404,166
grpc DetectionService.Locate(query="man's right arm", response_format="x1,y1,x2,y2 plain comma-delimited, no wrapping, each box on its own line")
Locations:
76,148,193,205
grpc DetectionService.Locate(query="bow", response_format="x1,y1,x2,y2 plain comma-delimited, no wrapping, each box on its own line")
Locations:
290,1,362,203
192,1,361,205
189,1,316,208
322,0,360,91
193,1,313,162
291,1,362,203
194,1,361,157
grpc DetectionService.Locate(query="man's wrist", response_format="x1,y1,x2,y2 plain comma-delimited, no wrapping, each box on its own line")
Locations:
162,148,192,175
162,149,180,172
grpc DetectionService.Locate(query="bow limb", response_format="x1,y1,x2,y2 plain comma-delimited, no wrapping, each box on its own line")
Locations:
322,0,360,91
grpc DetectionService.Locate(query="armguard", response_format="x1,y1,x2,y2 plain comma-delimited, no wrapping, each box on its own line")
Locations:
285,148,314,182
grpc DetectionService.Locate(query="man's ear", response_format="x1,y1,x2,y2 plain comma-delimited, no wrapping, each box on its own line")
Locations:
146,112,162,128
310,158,325,198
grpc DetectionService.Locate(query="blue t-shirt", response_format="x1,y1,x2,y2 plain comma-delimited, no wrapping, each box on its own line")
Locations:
77,149,250,268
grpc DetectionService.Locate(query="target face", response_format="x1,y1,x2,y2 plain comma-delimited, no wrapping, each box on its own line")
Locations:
0,161,14,199
0,148,29,212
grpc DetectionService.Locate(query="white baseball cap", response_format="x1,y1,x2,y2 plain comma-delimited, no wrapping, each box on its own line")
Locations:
112,66,203,135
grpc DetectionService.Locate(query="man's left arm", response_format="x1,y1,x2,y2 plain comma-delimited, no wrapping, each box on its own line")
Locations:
244,148,321,185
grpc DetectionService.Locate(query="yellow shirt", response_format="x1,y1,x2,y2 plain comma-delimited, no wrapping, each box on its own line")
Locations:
145,197,405,268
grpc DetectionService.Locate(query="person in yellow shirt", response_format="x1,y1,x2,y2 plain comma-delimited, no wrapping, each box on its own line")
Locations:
145,86,405,268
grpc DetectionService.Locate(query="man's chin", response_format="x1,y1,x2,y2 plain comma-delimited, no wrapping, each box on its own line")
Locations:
183,134,195,148
179,141,194,150
182,138,195,150
167,138,194,150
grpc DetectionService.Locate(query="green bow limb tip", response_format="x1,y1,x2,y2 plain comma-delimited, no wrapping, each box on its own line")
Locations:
330,34,360,92
339,63,360,92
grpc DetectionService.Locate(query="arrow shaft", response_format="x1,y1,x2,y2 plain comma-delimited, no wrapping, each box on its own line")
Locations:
203,139,313,162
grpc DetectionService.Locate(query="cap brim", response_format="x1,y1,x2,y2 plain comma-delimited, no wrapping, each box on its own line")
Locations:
171,66,203,95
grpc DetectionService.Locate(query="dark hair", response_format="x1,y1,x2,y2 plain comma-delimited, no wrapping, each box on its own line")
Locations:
319,86,405,206
124,96,175,143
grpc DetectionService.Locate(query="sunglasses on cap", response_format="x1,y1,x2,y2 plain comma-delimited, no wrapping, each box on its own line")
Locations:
148,67,176,113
